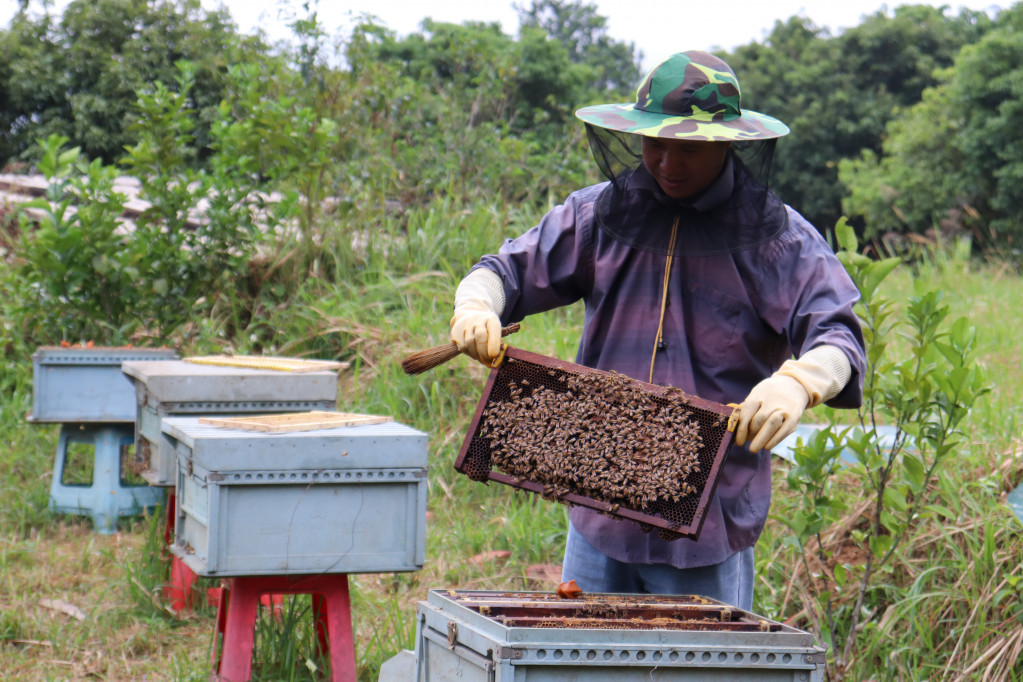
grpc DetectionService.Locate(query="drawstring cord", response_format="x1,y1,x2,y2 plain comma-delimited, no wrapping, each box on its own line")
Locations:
649,217,679,383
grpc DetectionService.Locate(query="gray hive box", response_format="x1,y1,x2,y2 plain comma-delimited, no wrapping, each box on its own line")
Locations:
30,347,179,423
162,415,428,577
401,590,826,681
122,360,339,486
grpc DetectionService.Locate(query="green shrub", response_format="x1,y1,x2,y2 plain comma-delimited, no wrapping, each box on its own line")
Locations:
768,218,992,680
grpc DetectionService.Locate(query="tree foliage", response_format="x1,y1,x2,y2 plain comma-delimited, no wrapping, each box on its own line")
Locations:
5,0,1010,249
0,0,266,164
726,5,991,236
342,12,610,207
516,0,641,94
840,4,1023,251
2,0,1023,350
0,0,646,347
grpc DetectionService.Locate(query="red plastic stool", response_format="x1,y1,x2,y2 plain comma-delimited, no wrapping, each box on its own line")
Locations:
161,492,211,612
162,494,230,613
165,555,201,612
210,573,356,682
163,491,177,546
162,493,192,611
162,493,198,612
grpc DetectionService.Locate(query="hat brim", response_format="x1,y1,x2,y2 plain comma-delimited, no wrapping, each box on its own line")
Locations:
575,103,789,141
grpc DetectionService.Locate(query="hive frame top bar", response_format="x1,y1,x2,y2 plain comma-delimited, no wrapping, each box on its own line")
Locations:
489,348,735,413
454,347,736,539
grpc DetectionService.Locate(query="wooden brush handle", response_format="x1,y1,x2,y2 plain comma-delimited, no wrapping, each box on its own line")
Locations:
401,323,520,375
498,323,520,338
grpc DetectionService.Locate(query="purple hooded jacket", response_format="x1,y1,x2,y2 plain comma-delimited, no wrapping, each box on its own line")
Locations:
472,158,865,568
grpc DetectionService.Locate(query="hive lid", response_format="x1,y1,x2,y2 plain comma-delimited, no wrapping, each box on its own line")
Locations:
454,347,736,540
121,360,339,403
160,415,428,471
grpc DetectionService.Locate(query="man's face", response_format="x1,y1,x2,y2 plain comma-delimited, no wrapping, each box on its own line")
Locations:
641,137,732,200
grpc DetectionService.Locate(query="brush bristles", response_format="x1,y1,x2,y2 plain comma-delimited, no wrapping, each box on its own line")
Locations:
401,323,521,376
401,343,460,375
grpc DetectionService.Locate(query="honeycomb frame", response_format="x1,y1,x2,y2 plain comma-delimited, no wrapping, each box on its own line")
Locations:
454,348,736,539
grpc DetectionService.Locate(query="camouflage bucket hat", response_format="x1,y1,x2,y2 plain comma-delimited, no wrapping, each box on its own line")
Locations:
575,50,789,141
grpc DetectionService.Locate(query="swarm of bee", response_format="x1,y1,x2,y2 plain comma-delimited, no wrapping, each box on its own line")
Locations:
478,369,704,520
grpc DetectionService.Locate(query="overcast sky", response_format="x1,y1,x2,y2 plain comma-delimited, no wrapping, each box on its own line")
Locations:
2,0,1007,71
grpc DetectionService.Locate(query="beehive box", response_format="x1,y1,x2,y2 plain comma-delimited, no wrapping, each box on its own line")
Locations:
455,348,736,540
163,414,428,576
122,360,339,486
407,590,825,681
29,347,179,423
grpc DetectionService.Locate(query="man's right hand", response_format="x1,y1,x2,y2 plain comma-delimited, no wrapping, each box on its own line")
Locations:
450,269,506,366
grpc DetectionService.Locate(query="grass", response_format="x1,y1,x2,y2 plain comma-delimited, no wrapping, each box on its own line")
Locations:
0,227,1021,680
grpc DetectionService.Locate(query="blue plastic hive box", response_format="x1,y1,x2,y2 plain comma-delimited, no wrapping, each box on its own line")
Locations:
399,590,826,681
161,415,428,576
121,360,339,486
30,347,179,423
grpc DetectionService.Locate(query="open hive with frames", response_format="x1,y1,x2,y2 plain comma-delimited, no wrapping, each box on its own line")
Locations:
454,348,738,540
406,588,828,681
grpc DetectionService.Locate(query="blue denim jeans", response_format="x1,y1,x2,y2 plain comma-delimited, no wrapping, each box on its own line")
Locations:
561,522,754,611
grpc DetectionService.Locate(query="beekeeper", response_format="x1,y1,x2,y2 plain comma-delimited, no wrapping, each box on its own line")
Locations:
449,50,866,610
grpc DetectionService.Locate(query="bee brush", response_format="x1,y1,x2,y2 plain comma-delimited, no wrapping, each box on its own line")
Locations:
400,323,520,375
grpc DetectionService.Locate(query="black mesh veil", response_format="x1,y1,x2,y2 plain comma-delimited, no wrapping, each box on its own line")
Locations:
584,123,789,256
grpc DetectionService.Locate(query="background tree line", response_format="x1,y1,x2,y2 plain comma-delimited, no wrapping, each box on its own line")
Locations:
2,1,1020,253
3,1,1021,246
0,0,1021,352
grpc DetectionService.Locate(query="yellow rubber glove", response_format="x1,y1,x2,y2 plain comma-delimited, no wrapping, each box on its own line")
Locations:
735,345,852,452
734,374,810,452
450,268,506,366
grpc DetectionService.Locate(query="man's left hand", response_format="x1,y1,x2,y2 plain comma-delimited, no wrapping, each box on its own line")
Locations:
734,374,809,452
